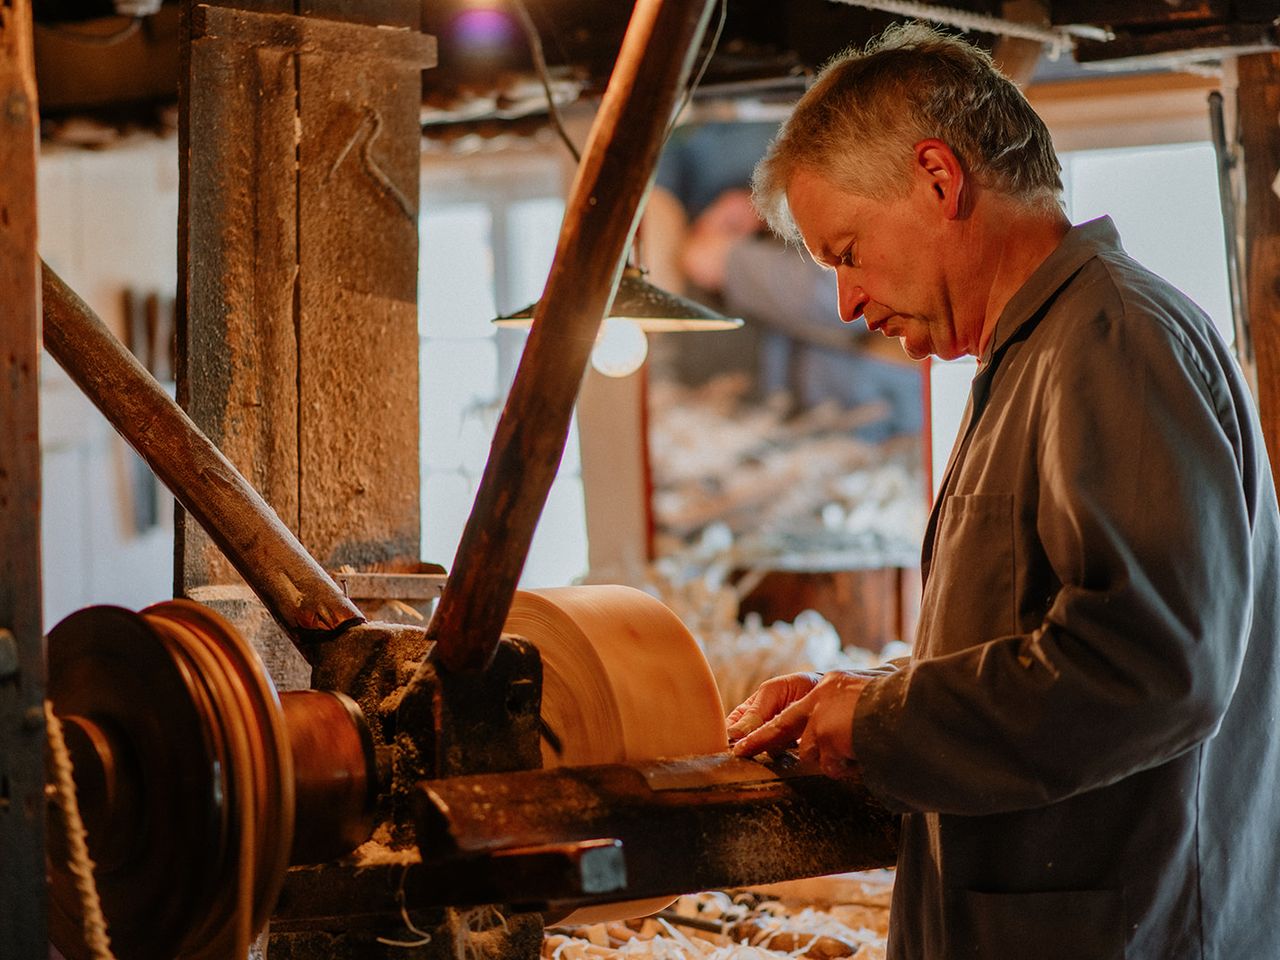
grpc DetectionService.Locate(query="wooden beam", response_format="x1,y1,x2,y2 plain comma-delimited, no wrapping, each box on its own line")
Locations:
177,0,433,595
0,0,46,955
1026,71,1220,153
1238,52,1280,479
412,754,899,905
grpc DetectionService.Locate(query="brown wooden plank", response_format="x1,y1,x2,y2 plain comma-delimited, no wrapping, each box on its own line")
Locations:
1074,22,1278,68
1049,0,1223,27
0,0,46,955
193,4,434,63
178,0,431,590
178,0,304,589
412,754,899,898
1238,52,1280,481
295,0,424,569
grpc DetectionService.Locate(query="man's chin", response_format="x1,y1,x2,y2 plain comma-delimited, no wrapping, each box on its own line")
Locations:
901,338,932,361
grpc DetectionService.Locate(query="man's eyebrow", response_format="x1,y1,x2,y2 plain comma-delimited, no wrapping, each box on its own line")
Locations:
813,243,843,268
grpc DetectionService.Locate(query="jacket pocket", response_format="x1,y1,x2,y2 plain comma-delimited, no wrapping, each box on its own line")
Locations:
920,493,1016,652
958,888,1125,960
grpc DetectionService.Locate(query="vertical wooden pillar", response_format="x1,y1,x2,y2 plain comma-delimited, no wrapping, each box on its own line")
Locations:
177,0,433,595
176,0,434,687
1239,52,1280,476
0,0,45,955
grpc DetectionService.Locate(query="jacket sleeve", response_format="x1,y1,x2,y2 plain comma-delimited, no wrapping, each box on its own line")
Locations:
852,295,1257,815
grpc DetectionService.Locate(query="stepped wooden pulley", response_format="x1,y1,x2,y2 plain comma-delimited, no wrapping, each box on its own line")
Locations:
45,601,377,960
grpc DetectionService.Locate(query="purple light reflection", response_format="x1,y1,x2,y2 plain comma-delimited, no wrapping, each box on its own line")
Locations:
450,8,520,54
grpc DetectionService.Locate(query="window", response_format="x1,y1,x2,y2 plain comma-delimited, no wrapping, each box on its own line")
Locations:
419,152,589,587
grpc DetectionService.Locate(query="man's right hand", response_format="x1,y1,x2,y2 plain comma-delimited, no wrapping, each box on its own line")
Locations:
725,672,823,743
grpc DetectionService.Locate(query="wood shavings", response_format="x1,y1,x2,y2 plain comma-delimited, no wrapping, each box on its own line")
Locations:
640,533,901,711
451,905,511,959
352,822,420,868
544,882,891,959
647,376,924,565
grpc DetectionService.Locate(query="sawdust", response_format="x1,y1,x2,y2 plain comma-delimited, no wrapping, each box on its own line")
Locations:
352,822,420,868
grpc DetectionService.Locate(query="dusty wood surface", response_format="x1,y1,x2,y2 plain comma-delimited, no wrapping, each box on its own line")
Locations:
0,1,46,955
42,262,364,646
294,1,426,569
178,0,300,589
177,0,432,596
413,754,900,906
422,0,718,674
1239,52,1280,482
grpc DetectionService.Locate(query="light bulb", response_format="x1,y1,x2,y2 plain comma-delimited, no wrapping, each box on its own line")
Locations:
590,318,648,378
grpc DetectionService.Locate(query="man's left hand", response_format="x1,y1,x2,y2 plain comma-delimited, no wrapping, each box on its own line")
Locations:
730,671,870,779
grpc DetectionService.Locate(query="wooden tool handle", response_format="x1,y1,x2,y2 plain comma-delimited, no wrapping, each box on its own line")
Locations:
42,262,364,648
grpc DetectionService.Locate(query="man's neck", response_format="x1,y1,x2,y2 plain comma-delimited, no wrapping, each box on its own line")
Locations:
974,202,1071,357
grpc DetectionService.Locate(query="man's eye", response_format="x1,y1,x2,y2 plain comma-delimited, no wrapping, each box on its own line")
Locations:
840,248,857,267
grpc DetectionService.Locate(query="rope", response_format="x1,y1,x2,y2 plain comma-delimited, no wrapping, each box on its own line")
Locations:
45,702,118,960
824,0,1113,59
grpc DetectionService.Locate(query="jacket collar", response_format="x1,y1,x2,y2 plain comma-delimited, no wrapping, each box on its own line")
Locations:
980,216,1122,365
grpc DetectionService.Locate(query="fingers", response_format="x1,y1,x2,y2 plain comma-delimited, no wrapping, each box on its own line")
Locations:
725,692,765,741
725,705,766,741
731,694,813,758
730,671,870,781
725,673,822,742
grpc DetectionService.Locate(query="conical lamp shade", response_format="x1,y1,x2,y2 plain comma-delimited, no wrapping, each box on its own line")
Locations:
493,265,743,332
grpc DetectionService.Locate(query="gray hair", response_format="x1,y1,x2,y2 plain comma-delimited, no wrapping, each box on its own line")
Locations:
753,22,1063,241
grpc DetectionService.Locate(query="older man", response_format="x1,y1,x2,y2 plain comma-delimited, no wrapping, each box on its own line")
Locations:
727,22,1280,960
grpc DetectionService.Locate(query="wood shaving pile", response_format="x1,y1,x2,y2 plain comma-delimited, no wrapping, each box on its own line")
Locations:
544,875,893,960
647,376,924,565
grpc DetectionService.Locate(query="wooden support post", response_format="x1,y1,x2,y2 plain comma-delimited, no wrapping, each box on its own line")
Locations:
0,1,46,955
1238,52,1280,478
176,0,434,692
177,0,433,591
421,0,719,675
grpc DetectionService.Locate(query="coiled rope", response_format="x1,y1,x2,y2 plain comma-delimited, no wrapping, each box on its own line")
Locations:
45,702,117,960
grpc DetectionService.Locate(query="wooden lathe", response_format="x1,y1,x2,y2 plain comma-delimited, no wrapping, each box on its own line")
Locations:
28,2,898,958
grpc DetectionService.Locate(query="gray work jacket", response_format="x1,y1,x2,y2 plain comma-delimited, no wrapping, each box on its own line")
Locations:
853,218,1280,959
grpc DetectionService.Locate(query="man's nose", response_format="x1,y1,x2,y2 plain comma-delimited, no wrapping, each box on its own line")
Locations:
837,274,868,324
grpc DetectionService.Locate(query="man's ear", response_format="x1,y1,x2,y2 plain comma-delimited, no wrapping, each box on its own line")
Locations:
914,139,966,219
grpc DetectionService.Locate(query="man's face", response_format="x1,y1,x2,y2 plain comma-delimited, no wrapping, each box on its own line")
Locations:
786,166,972,361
